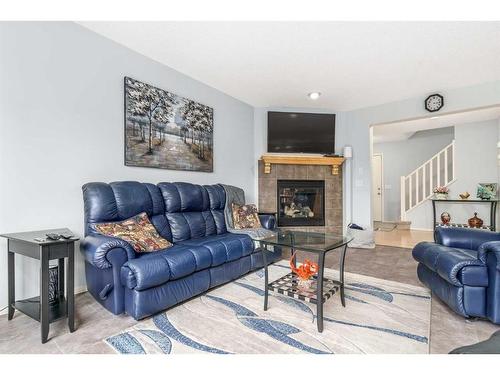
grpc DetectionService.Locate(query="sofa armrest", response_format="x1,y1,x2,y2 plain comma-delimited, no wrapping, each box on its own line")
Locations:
478,241,500,267
478,241,500,323
413,241,485,287
81,234,136,269
435,227,500,251
258,214,276,230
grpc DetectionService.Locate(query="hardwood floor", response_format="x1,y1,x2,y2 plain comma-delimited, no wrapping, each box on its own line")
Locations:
374,228,434,249
0,244,498,354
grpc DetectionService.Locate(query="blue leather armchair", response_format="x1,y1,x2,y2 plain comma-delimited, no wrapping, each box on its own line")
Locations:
81,181,280,320
413,227,500,323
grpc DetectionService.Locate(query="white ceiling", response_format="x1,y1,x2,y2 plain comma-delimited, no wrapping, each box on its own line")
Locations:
79,22,500,111
372,105,500,143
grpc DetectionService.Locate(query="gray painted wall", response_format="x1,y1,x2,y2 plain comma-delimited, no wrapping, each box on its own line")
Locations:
407,120,499,229
373,127,455,221
253,82,500,228
339,81,500,227
253,106,349,225
0,22,255,308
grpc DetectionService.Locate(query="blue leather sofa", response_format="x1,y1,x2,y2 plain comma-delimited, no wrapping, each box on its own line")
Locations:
81,181,279,320
413,227,500,323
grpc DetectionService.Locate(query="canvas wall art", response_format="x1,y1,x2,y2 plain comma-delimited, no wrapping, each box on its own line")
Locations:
124,77,213,172
477,183,498,200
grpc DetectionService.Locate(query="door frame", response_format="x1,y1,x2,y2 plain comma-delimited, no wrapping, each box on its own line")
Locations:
371,152,384,222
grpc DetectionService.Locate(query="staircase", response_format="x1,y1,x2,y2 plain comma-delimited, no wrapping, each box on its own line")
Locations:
400,141,455,220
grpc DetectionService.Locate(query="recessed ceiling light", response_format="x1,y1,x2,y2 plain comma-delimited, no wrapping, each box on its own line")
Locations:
308,92,321,100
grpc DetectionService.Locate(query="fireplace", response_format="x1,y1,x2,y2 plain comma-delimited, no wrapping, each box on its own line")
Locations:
277,180,325,227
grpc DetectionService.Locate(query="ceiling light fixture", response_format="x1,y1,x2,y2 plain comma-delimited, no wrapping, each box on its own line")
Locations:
308,92,321,100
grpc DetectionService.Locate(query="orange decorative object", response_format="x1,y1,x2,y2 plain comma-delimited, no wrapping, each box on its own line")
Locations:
290,253,319,280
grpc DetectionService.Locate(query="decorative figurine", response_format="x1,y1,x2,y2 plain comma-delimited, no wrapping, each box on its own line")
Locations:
290,253,318,290
440,212,451,225
459,192,470,200
468,212,484,228
433,186,449,200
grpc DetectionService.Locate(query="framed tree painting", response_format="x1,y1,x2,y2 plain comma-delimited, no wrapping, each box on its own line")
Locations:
124,77,214,172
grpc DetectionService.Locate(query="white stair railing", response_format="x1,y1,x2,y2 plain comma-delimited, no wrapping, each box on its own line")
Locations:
400,141,455,220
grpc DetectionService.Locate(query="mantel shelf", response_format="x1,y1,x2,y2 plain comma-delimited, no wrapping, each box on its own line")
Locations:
260,154,345,175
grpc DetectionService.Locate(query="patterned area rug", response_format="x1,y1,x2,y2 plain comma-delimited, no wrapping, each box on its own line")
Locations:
105,261,431,354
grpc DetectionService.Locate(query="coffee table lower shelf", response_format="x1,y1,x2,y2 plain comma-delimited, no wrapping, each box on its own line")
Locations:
268,272,340,304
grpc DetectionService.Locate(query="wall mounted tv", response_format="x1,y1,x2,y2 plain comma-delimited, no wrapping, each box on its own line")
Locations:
267,111,336,154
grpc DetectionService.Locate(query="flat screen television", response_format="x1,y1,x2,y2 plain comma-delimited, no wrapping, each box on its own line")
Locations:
267,111,336,154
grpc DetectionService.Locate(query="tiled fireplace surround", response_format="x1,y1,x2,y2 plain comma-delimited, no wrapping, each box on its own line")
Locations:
258,161,343,235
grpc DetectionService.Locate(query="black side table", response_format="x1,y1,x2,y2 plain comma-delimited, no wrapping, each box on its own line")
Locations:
1,228,78,343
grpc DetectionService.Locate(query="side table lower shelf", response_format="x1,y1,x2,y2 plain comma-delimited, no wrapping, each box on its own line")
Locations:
13,296,68,323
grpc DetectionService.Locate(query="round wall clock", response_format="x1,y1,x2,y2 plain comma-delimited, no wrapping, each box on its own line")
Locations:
425,94,444,112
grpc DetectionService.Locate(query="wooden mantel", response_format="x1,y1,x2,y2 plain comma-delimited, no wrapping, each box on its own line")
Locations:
260,154,345,175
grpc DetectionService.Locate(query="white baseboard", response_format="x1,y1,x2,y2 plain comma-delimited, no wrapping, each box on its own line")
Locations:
409,227,434,232
75,286,88,294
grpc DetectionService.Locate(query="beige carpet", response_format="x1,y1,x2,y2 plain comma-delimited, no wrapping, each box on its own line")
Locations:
105,260,431,354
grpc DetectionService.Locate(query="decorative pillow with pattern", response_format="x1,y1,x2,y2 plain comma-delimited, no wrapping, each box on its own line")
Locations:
92,212,172,253
231,203,262,229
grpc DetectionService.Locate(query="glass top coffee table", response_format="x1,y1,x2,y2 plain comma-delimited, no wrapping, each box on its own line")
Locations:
258,230,352,333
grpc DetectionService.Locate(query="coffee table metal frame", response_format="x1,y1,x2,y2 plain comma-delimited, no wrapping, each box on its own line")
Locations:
259,231,352,332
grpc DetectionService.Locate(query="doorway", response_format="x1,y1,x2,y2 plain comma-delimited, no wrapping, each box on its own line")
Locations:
371,153,383,222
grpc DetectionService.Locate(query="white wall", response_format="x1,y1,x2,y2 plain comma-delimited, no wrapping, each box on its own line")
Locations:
407,120,499,230
0,22,255,309
373,127,455,221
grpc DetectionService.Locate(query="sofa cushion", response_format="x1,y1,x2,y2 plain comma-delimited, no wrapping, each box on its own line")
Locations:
92,212,172,253
436,227,500,251
179,233,255,266
110,182,154,220
204,184,227,234
121,233,254,290
158,182,218,242
82,181,165,237
160,182,209,212
121,244,213,290
413,242,487,287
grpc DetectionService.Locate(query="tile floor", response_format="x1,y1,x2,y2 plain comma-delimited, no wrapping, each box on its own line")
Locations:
0,244,497,354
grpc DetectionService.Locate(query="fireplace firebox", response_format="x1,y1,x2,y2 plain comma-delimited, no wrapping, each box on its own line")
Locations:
277,180,325,227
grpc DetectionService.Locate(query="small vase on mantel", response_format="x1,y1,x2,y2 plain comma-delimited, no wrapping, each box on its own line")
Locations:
468,212,484,229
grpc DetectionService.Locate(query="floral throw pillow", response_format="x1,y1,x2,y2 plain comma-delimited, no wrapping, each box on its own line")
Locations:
92,212,172,253
231,203,262,229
